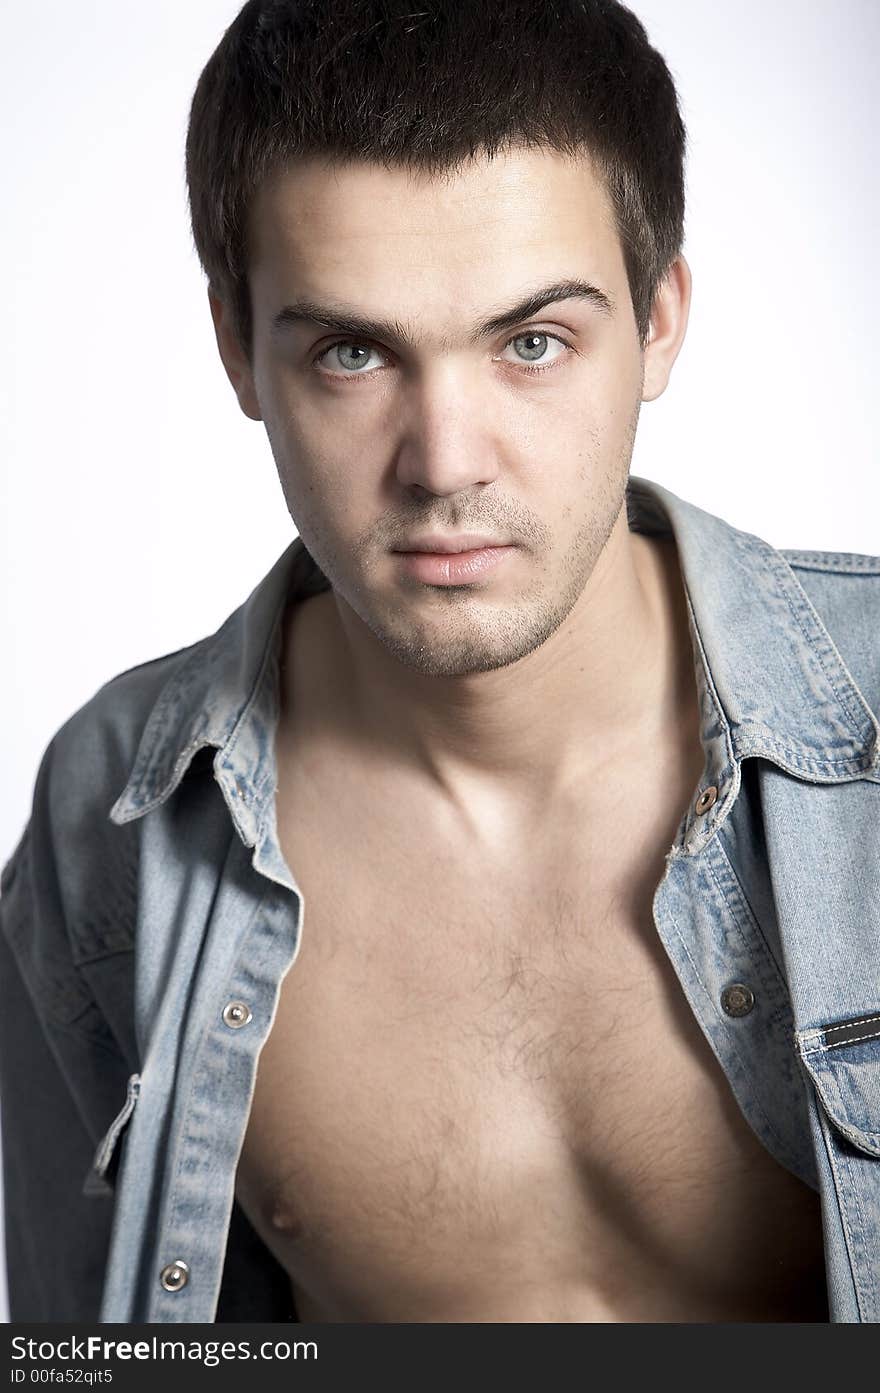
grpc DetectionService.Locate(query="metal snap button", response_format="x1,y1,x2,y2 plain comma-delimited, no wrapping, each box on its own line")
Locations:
160,1260,190,1292
222,1000,253,1029
695,785,718,815
720,983,755,1018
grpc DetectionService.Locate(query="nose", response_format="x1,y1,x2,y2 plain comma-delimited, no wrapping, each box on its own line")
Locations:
393,362,501,496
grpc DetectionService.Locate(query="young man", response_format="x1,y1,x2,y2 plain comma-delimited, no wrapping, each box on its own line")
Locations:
2,0,879,1324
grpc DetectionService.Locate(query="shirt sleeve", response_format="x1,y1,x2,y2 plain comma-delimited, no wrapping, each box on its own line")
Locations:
0,736,138,1322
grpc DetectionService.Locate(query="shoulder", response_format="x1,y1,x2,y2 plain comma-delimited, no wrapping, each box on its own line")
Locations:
50,637,208,796
2,638,206,997
779,546,880,717
779,546,880,578
45,632,213,855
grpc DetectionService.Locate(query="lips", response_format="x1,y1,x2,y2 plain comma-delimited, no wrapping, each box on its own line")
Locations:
393,543,517,586
393,534,510,554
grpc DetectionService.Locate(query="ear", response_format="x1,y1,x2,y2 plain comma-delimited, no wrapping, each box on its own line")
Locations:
641,254,692,403
208,288,262,421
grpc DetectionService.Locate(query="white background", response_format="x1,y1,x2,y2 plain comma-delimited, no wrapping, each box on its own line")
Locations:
1,0,878,1322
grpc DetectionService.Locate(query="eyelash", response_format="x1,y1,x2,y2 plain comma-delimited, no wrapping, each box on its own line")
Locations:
310,330,574,383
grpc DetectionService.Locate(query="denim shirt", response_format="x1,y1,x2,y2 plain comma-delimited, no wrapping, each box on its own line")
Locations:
2,473,879,1324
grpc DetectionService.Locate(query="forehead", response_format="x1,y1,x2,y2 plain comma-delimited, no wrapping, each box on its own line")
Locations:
247,145,626,321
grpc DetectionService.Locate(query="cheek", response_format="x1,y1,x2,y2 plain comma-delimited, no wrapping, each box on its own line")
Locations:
274,435,368,544
264,397,387,529
262,375,359,480
570,375,641,478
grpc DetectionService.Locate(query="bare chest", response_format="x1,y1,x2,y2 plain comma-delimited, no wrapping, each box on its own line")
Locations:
234,781,826,1322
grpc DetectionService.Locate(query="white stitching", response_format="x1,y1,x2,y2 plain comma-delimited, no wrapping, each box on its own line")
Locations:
824,1013,880,1036
826,1026,880,1050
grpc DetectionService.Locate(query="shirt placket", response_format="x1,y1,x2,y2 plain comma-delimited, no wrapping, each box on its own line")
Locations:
143,832,303,1323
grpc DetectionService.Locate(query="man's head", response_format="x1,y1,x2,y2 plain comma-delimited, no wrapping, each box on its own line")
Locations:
186,1,691,680
187,0,686,366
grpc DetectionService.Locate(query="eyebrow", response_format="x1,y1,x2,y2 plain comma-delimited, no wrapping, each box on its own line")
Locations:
268,277,615,350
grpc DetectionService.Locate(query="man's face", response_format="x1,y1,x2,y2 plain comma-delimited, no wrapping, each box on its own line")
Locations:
239,146,658,678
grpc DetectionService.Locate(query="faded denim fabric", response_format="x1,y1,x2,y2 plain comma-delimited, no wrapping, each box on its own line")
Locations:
1,473,879,1324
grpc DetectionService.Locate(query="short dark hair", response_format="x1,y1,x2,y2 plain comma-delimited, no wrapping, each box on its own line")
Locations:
185,0,687,363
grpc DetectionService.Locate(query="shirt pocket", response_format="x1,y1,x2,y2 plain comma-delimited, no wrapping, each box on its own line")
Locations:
796,1011,880,1157
82,1072,141,1198
796,1011,880,1320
